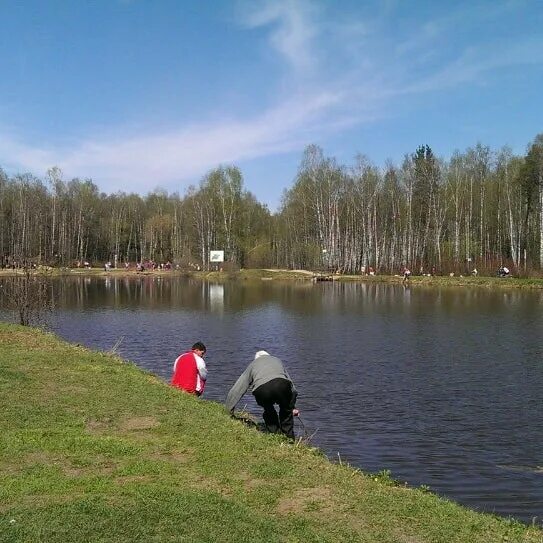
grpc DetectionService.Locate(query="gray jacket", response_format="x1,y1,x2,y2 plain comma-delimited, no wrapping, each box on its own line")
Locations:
225,354,297,412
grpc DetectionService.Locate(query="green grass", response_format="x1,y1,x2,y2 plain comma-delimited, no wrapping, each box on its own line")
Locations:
0,323,542,542
367,274,543,289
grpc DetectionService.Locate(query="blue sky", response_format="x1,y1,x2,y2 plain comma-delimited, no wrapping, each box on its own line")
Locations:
1,0,542,210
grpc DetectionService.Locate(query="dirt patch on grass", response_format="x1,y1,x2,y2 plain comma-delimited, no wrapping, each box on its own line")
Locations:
277,486,335,515
150,450,191,464
0,492,87,513
62,462,117,478
86,418,114,434
190,474,233,498
237,470,266,490
114,475,154,485
390,527,425,543
2,451,57,473
24,451,57,464
62,384,90,395
120,416,160,431
3,451,120,480
86,416,160,435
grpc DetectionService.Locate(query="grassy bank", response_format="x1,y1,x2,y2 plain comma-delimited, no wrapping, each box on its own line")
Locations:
2,267,543,289
188,269,543,289
338,273,543,289
1,324,541,542
0,267,312,281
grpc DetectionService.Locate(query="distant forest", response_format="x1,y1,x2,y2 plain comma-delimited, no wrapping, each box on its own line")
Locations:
1,134,543,275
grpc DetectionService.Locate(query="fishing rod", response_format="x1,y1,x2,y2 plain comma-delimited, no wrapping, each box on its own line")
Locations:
295,413,318,443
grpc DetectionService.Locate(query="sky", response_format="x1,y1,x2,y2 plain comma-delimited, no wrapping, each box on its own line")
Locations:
1,0,542,210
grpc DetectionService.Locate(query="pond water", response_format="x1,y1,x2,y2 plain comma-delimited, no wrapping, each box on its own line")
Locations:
2,275,542,525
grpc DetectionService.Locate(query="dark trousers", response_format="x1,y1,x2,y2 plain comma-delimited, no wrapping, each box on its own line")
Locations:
253,378,297,438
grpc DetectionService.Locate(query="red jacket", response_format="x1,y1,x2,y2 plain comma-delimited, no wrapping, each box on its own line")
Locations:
171,351,207,395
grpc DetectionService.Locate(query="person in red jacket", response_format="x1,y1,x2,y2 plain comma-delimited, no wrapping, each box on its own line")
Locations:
171,342,207,396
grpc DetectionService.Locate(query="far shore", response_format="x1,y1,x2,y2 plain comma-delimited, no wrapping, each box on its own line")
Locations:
1,266,543,289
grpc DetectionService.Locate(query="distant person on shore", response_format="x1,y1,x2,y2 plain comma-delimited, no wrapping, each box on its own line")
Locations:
225,350,299,438
402,267,411,283
171,342,207,396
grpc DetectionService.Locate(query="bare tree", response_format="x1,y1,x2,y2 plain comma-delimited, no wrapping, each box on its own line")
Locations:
1,265,53,326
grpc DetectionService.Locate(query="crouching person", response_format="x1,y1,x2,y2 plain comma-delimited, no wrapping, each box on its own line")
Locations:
171,342,207,396
225,350,299,438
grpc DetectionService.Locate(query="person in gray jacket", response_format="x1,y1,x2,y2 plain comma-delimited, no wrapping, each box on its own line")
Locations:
225,350,299,438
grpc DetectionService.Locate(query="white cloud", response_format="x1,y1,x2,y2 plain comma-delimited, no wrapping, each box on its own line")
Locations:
402,36,543,94
239,0,320,72
396,0,528,55
0,90,345,193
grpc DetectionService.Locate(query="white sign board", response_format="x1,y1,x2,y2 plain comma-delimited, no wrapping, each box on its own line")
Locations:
209,250,224,263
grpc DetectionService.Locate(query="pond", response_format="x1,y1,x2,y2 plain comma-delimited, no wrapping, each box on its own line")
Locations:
2,275,542,525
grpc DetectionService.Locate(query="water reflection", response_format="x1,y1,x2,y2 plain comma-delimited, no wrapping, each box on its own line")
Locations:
207,283,224,313
1,275,542,525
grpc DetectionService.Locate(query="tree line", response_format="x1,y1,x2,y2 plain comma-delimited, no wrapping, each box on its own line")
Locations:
1,134,542,275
